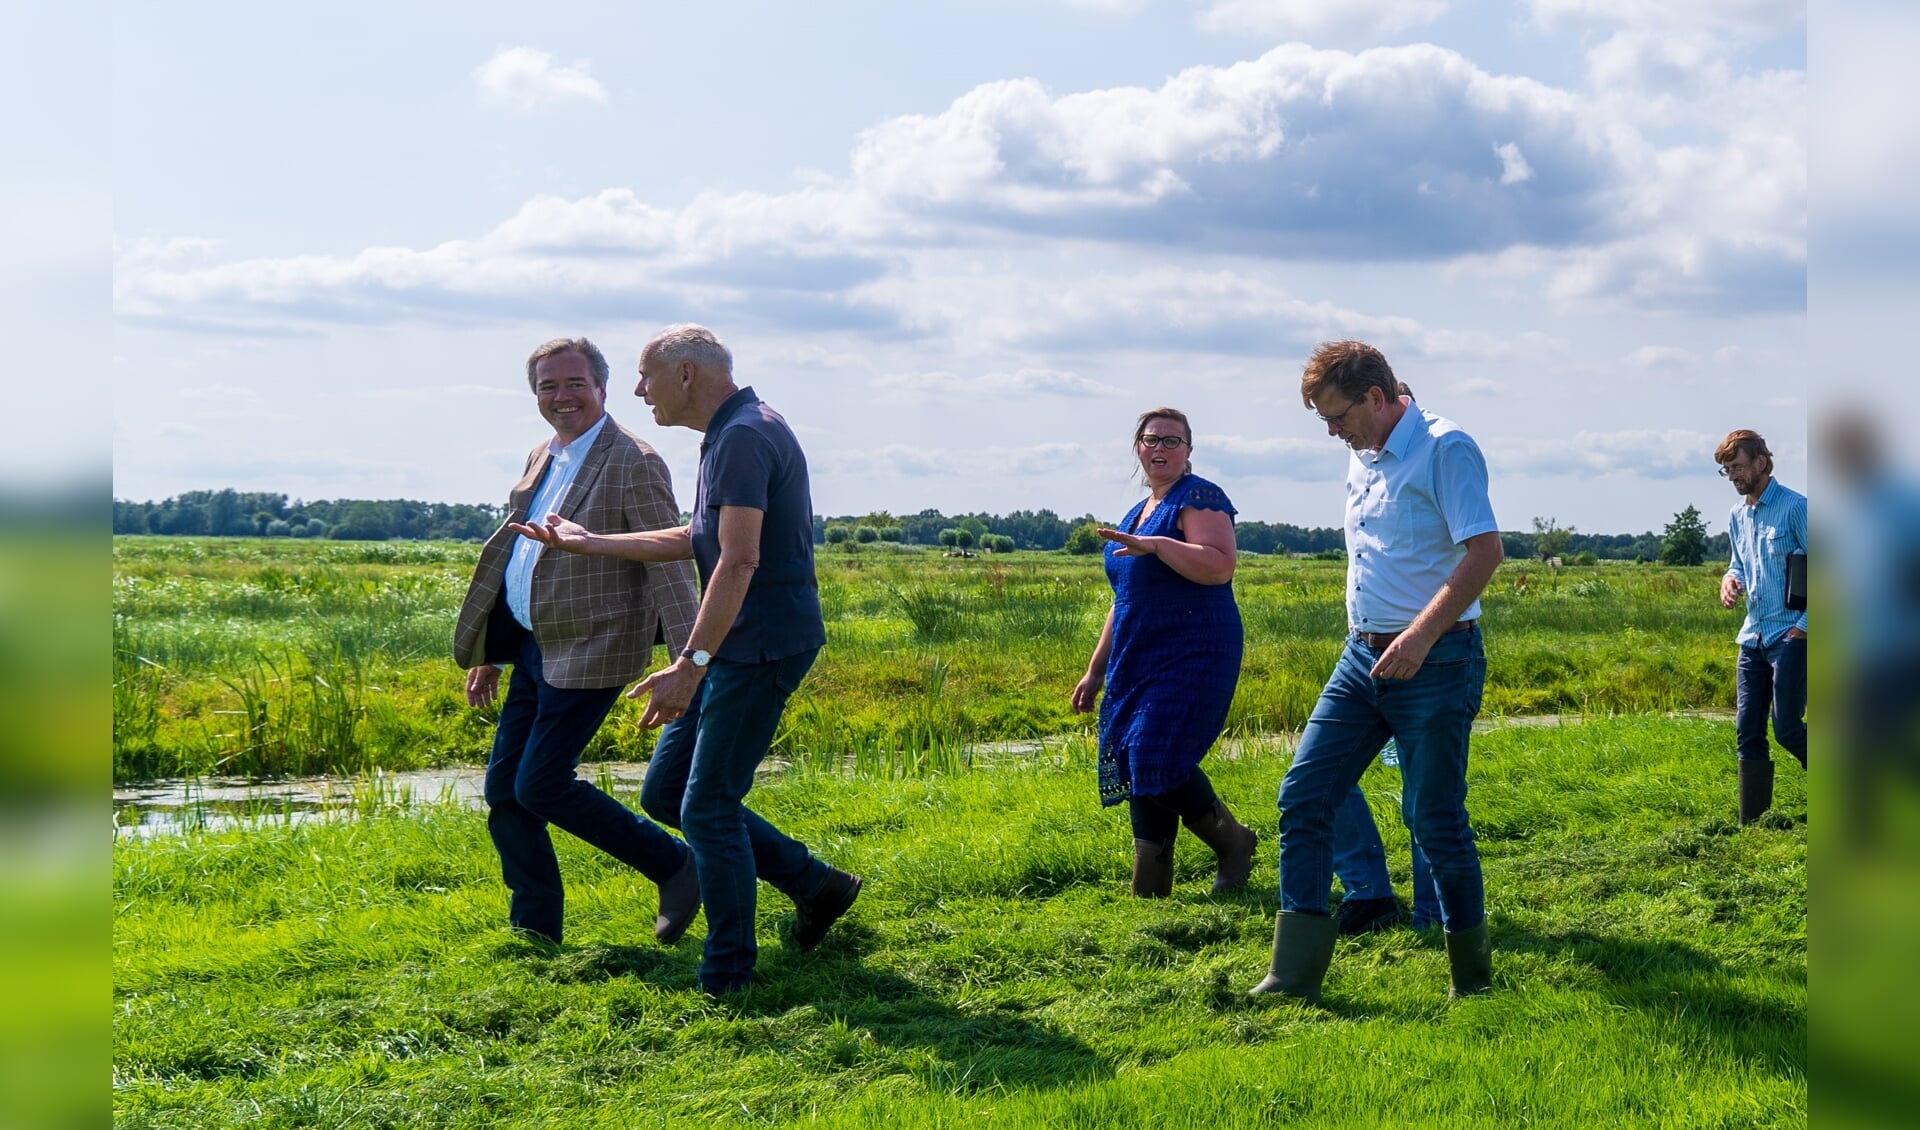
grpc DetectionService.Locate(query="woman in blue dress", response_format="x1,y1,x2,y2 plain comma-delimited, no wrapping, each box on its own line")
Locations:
1070,408,1256,897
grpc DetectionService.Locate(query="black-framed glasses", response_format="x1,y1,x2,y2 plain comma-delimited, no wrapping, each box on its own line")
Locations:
1313,399,1361,426
1137,434,1188,450
1717,461,1754,478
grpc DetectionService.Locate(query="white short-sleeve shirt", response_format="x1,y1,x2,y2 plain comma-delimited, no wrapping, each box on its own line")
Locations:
1345,404,1499,633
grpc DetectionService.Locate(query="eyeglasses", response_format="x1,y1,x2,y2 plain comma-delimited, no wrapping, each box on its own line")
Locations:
1137,434,1188,450
1313,399,1362,426
1717,461,1754,478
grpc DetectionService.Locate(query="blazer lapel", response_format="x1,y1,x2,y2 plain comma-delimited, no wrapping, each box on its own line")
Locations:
555,419,618,522
507,449,552,521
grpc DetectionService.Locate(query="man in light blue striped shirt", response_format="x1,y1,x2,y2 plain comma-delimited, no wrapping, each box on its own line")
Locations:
1717,428,1808,824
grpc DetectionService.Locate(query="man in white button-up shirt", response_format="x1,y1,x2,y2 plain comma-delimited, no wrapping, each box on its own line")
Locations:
1250,340,1504,1004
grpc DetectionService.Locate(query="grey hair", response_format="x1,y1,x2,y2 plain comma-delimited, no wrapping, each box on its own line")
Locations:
641,324,733,378
526,337,610,391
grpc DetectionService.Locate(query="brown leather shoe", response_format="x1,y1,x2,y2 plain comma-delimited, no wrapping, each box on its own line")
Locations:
654,850,700,945
792,868,863,951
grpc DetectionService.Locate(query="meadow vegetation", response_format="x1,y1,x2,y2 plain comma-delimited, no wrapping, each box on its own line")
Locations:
113,537,1741,782
110,537,1804,1126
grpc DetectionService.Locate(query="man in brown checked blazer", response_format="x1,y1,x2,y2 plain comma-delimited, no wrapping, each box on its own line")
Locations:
454,337,705,946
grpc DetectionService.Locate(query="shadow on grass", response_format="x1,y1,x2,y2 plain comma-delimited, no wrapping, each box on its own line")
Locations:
1501,925,1802,1062
518,920,1114,1096
744,919,1114,1094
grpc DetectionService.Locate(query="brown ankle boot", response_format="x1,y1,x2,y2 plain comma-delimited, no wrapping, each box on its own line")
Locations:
1130,837,1174,898
1184,800,1258,893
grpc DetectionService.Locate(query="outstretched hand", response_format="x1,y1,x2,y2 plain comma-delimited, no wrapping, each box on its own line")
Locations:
1098,528,1157,557
507,512,593,553
625,659,701,729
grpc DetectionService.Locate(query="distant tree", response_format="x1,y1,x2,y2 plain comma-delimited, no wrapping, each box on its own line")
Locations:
957,516,989,543
1573,551,1598,567
1661,505,1710,566
854,525,879,544
878,526,904,542
825,523,852,545
938,528,960,547
266,519,293,537
297,521,327,539
1064,521,1103,555
332,502,392,540
984,534,1014,553
1532,516,1574,563
955,529,976,549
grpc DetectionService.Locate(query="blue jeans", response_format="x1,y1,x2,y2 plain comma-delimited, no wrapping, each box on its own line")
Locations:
641,649,830,993
1335,784,1441,927
1279,627,1487,930
1736,635,1807,767
484,634,690,943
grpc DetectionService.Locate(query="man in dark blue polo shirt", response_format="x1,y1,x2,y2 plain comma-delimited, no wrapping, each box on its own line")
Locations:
510,324,861,995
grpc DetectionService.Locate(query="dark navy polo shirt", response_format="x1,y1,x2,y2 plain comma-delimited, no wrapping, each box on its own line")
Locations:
689,387,826,663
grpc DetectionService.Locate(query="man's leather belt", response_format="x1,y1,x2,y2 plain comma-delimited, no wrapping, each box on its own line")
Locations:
1353,620,1475,650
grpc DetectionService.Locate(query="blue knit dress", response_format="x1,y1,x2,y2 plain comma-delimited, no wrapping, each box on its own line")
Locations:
1096,473,1243,805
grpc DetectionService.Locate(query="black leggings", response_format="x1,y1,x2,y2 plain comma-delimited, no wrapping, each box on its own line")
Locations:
1128,768,1219,845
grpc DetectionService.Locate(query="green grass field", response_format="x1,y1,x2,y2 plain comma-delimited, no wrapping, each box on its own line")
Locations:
111,537,1801,1126
113,716,1805,1127
113,538,1742,782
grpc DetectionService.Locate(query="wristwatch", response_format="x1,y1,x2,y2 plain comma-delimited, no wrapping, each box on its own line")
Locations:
680,647,711,668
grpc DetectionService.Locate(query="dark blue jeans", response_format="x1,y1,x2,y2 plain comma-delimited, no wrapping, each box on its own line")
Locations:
1279,627,1487,930
1736,635,1807,766
484,634,690,943
641,648,830,993
1335,783,1441,926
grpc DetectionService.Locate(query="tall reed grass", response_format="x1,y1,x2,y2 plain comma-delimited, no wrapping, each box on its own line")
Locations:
113,538,1740,782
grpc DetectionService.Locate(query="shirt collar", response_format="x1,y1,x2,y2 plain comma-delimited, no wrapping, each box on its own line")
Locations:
701,386,759,452
548,412,610,460
1747,477,1781,510
1371,401,1428,464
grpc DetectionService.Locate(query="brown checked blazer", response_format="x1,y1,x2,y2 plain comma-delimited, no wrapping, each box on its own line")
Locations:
452,417,701,690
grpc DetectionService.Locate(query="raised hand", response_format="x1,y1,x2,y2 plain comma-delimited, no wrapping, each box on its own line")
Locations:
1098,527,1158,558
506,512,593,553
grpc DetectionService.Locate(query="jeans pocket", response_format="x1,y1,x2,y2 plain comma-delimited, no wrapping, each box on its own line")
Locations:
773,649,820,696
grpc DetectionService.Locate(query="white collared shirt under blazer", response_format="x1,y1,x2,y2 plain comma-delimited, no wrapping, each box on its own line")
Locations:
1344,403,1499,634
453,416,700,690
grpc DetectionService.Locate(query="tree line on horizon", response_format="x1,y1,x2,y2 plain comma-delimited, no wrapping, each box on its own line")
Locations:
112,490,1729,564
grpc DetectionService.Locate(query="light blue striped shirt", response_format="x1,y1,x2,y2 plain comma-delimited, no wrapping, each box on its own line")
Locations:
1725,477,1809,647
505,414,609,631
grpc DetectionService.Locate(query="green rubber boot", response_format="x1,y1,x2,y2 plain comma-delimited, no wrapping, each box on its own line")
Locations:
1248,911,1337,1003
1445,921,1493,999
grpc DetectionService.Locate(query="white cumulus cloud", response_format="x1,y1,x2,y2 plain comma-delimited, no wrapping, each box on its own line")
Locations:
473,48,608,113
1197,0,1449,41
1494,142,1534,185
1627,345,1695,369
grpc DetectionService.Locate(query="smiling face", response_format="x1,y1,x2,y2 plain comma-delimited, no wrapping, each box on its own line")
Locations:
533,350,607,443
1135,416,1192,489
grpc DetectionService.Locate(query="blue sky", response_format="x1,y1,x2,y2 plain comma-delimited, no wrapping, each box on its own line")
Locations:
106,0,1813,534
